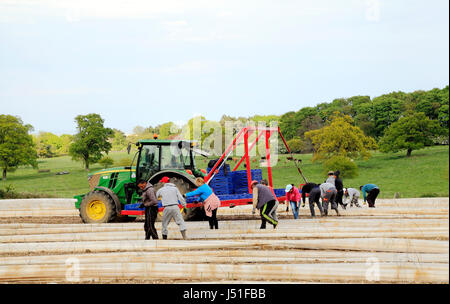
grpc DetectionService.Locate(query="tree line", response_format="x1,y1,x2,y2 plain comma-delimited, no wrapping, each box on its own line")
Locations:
1,86,448,180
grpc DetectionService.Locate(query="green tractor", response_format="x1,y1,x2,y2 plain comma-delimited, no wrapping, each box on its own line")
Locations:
74,139,208,223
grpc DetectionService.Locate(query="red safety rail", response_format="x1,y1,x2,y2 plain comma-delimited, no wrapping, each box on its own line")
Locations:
205,126,298,192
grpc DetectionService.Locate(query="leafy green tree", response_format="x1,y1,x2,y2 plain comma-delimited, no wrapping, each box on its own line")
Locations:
69,114,114,170
305,112,378,162
379,112,443,157
371,96,405,138
111,129,127,151
57,134,73,155
158,122,179,139
279,111,298,141
438,104,449,130
0,115,38,180
34,132,60,158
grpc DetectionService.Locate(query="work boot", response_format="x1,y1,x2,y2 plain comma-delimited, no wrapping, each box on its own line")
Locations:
162,235,167,240
181,230,187,240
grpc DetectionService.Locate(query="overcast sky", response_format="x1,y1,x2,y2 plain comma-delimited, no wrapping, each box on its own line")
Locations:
0,0,448,135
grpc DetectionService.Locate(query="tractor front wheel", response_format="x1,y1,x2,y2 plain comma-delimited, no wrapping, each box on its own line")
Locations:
79,191,117,223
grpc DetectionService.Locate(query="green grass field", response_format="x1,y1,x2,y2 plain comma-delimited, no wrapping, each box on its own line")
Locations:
1,146,448,199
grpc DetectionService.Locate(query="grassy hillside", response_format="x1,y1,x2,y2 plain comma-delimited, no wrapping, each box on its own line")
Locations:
0,146,448,199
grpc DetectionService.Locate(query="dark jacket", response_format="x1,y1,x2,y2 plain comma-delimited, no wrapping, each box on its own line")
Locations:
335,171,343,192
142,183,158,207
253,184,277,210
301,183,319,203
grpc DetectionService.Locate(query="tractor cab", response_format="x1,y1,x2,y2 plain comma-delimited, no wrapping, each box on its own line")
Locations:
135,140,200,184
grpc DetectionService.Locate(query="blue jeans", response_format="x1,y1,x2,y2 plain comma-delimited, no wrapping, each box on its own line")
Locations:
290,201,299,219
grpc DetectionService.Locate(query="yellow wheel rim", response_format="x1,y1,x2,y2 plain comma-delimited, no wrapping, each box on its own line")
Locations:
86,200,106,220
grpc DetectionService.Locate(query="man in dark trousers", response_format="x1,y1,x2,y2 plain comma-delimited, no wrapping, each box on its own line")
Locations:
251,181,278,229
302,183,324,217
360,184,380,208
320,182,340,216
137,179,159,240
334,170,345,209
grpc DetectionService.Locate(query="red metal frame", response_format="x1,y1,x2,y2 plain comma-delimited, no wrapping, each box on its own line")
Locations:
205,126,286,191
121,126,296,216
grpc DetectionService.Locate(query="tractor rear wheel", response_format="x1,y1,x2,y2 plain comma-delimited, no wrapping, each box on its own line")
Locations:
79,191,117,223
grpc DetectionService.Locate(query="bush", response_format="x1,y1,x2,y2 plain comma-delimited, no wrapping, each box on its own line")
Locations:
115,157,134,167
0,185,54,199
0,185,18,199
286,138,304,153
98,156,114,168
323,156,359,179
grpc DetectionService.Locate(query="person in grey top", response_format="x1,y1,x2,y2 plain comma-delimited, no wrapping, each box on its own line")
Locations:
344,188,361,208
325,171,336,186
156,178,187,240
319,182,340,216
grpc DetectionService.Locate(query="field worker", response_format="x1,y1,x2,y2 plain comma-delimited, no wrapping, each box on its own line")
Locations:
325,171,336,186
137,179,159,240
285,184,301,219
185,177,221,229
360,184,380,208
251,181,278,229
261,179,280,218
320,182,340,216
334,170,345,209
301,183,324,217
344,188,362,208
156,177,188,240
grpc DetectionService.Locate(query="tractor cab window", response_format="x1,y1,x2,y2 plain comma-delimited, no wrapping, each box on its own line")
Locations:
160,144,191,170
137,145,159,182
181,146,192,168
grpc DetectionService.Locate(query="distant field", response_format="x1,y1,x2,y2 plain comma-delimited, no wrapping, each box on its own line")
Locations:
0,146,448,199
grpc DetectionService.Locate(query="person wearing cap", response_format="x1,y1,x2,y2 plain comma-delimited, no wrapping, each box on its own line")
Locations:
251,181,278,229
185,177,221,229
320,182,340,216
156,177,188,240
285,184,301,219
301,183,324,217
360,184,380,208
160,176,170,184
344,188,362,208
325,171,336,186
137,179,159,240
